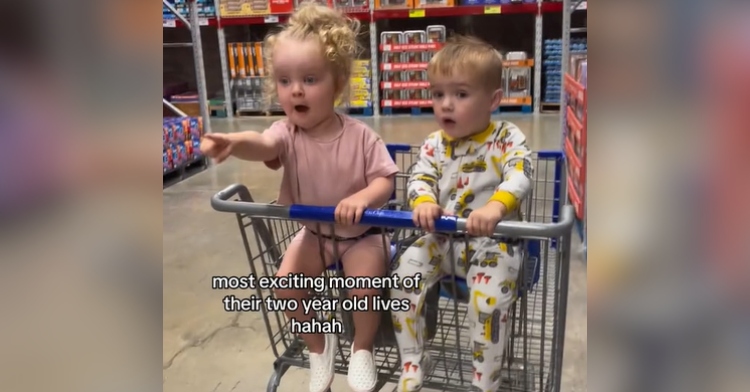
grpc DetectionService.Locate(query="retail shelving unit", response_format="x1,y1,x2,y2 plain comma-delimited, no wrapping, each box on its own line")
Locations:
163,0,211,187
204,1,567,116
560,0,587,257
163,0,213,132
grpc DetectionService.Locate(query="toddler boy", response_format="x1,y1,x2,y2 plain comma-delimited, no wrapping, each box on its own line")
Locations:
390,36,534,392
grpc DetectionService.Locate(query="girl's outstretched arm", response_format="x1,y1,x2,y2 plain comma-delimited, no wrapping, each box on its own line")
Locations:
226,131,279,162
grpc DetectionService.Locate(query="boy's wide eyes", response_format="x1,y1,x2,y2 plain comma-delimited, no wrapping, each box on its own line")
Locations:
276,76,317,85
429,91,468,98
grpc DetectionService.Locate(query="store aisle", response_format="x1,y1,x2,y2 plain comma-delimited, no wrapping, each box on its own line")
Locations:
162,114,587,392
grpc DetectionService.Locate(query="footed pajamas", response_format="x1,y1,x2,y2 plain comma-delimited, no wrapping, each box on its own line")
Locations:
391,121,533,392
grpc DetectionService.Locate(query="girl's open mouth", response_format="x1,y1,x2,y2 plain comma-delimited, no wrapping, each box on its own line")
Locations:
294,105,309,113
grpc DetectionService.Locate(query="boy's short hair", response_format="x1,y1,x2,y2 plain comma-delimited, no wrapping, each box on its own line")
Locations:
427,35,504,91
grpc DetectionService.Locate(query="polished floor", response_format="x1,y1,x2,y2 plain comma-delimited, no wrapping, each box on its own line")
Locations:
163,113,587,392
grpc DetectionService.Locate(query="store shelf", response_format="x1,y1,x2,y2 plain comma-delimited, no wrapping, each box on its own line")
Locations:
380,43,443,52
163,17,217,28
540,1,563,13
219,10,370,26
381,59,532,71
162,1,582,117
381,97,531,107
381,81,431,90
373,4,538,20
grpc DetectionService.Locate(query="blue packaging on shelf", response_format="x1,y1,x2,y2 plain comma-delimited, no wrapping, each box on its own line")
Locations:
192,140,202,159
171,144,182,168
172,119,184,143
163,149,171,172
163,123,170,147
176,123,186,143
177,142,188,164
189,117,203,140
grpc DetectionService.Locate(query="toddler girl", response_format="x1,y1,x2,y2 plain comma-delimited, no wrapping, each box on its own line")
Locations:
200,3,399,392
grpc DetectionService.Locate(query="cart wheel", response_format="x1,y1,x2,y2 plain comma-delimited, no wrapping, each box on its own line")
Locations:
480,261,487,267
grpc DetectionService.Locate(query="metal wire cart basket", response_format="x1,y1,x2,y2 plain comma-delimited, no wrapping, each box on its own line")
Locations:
211,144,574,392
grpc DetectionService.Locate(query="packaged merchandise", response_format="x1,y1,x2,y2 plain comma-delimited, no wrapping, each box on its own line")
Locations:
171,145,183,168
504,51,530,98
163,124,170,147
402,70,426,82
382,51,403,65
404,30,426,45
175,121,186,143
189,117,203,139
381,32,403,64
163,150,171,172
381,31,403,46
415,0,454,6
403,90,424,101
381,71,402,82
178,143,188,164
403,30,428,62
192,140,202,159
577,60,587,87
375,0,410,8
382,90,403,101
426,25,446,43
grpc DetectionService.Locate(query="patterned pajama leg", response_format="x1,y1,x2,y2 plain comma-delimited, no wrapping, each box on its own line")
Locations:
390,233,456,392
465,239,522,392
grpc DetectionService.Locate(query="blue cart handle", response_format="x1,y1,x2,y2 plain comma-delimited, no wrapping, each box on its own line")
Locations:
212,183,575,238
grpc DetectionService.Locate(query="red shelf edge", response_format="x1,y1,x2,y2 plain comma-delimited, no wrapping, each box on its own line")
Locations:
540,2,564,13
373,4,539,20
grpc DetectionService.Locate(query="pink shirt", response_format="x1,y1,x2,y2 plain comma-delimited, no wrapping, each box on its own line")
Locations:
263,114,399,238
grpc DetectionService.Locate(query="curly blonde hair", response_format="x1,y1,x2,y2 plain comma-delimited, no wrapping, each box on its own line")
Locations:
263,2,361,110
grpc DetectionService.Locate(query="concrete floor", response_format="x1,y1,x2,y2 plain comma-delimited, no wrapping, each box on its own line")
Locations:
163,113,587,392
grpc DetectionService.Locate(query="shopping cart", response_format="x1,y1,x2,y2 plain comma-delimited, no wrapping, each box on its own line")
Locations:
211,146,574,392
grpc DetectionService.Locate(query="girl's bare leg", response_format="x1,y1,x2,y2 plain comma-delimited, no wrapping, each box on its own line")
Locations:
340,234,389,392
340,235,389,352
274,230,329,354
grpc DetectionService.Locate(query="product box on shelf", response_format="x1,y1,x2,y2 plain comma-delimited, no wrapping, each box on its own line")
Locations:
504,51,530,99
380,31,403,62
374,0,413,9
426,25,446,43
163,0,216,19
163,116,205,173
228,42,266,79
332,0,370,9
414,0,454,8
294,0,333,8
220,0,293,17
577,60,587,87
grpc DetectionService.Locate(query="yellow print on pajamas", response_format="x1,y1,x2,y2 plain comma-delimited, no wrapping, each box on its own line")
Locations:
390,234,524,392
394,120,533,391
407,121,533,222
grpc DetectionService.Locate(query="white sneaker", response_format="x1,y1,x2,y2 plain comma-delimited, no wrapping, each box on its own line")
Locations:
347,344,377,392
397,354,431,392
309,334,337,392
